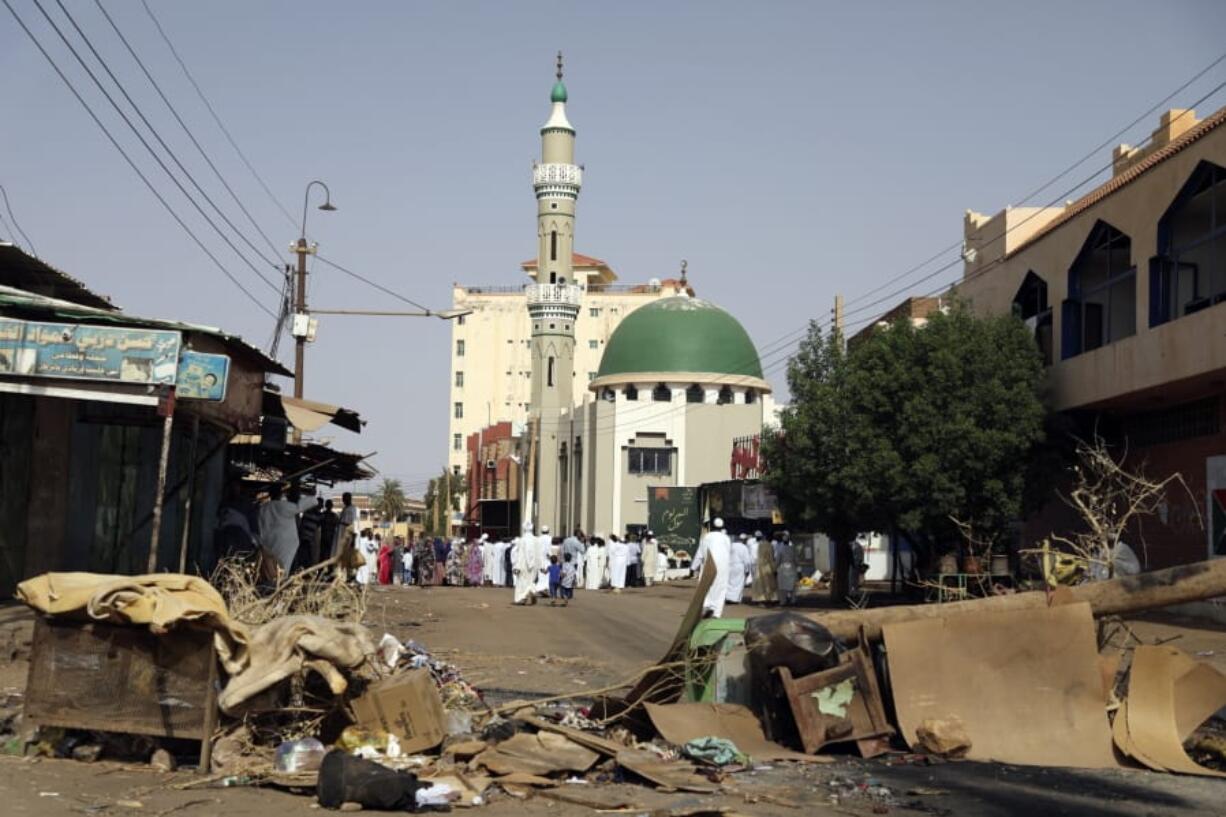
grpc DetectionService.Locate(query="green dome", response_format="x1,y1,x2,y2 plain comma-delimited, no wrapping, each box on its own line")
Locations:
550,81,568,103
594,296,767,387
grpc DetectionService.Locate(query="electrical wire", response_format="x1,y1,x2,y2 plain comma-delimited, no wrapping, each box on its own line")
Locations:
313,254,433,312
139,0,298,231
93,0,285,262
1,0,277,319
0,184,39,255
46,0,282,293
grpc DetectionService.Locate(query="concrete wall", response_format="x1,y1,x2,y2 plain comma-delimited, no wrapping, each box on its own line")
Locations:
956,121,1226,412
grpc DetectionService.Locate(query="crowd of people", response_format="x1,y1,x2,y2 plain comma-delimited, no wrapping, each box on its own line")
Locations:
216,482,803,620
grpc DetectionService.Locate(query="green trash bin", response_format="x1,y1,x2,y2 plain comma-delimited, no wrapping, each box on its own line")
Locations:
684,618,747,702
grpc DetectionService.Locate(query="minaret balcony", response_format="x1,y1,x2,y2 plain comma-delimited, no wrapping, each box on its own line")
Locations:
525,282,582,309
533,163,582,186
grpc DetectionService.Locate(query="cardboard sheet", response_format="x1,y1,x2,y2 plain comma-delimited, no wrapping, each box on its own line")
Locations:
645,702,827,763
1113,645,1226,777
883,601,1120,768
350,668,446,754
475,731,600,776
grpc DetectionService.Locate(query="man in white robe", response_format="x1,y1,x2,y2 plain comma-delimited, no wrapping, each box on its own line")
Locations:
726,534,751,605
512,522,539,605
561,531,586,590
745,531,761,594
692,518,732,618
607,535,629,591
585,539,607,590
641,531,659,587
256,485,317,577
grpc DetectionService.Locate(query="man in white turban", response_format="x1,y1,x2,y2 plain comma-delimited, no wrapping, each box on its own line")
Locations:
692,518,732,618
511,521,539,605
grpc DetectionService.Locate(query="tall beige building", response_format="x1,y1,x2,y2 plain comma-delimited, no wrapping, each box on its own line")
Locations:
445,60,683,476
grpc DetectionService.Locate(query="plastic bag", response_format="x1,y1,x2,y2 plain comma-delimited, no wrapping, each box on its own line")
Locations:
743,612,839,678
274,737,326,773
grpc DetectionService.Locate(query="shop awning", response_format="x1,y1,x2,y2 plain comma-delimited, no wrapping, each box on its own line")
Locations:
262,390,364,434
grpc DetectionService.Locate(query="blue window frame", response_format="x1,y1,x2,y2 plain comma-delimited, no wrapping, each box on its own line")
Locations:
1151,161,1226,327
1061,221,1135,359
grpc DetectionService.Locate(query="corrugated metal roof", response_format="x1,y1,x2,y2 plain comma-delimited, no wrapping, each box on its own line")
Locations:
0,244,118,311
0,284,291,377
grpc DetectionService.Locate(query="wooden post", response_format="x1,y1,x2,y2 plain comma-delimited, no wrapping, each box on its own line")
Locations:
147,388,176,574
810,556,1226,643
177,414,201,574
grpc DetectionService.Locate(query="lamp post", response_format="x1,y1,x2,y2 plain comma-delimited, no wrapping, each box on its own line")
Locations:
292,180,337,407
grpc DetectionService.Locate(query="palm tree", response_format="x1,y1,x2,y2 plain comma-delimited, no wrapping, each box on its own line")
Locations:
372,477,407,527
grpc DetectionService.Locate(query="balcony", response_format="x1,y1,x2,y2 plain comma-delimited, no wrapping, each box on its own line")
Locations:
532,163,582,187
525,282,582,306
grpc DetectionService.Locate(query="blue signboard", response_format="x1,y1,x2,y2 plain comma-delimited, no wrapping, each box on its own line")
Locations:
176,350,230,401
0,319,180,384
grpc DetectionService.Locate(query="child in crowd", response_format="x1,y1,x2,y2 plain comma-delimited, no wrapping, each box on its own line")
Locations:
559,552,576,607
547,555,562,605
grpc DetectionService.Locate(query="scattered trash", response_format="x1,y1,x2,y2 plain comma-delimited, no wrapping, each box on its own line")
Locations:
350,669,447,755
680,736,747,766
316,750,423,811
275,737,328,773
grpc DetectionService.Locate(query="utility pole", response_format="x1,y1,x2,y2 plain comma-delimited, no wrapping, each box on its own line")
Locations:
294,238,310,402
833,293,845,350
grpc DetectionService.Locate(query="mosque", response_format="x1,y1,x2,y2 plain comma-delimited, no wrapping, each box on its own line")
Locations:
517,57,776,537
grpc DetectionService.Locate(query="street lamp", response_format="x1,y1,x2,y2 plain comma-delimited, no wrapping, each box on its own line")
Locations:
293,180,337,405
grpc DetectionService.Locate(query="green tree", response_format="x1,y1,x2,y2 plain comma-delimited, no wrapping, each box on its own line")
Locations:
764,302,1048,587
372,477,407,526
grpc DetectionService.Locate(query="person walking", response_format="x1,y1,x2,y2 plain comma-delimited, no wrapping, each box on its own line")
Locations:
726,533,751,605
776,531,799,606
626,535,643,587
751,529,779,605
256,484,317,580
434,538,450,585
641,530,660,586
585,538,607,590
512,521,540,605
377,535,395,585
415,537,436,587
559,552,577,607
692,518,732,618
561,530,586,590
608,535,629,592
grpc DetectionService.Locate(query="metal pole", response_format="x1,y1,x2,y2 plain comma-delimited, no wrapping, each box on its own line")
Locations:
176,414,201,574
294,239,308,400
147,389,176,573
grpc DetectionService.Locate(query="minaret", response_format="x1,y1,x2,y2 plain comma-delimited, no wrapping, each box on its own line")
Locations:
526,52,582,532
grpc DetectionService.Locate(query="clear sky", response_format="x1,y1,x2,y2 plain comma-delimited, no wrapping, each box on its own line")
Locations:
3,0,1225,497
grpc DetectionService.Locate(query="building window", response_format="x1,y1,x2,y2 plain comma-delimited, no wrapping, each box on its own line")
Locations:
455,370,464,388
627,447,672,476
717,386,734,405
1062,221,1135,358
547,357,555,387
456,339,465,357
745,388,757,404
550,230,558,261
1012,271,1053,366
453,465,461,476
589,307,601,317
602,388,616,401
588,339,599,349
1152,161,1226,326
588,371,595,381
625,384,638,401
453,433,462,451
652,383,671,402
686,384,705,403
457,314,466,326
454,402,463,419
1120,396,1221,447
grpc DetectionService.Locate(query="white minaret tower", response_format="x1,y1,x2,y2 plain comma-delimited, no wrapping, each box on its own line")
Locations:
526,52,582,532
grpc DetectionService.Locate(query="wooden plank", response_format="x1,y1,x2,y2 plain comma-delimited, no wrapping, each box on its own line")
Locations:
24,617,214,741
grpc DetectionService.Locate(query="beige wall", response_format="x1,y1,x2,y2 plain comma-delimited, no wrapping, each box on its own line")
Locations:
955,118,1226,411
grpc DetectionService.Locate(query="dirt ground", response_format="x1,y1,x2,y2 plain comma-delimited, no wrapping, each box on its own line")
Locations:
4,581,1226,816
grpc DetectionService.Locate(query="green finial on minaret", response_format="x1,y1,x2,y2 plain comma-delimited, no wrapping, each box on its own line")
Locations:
551,51,568,103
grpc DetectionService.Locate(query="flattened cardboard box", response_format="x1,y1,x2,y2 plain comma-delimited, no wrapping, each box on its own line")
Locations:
351,669,446,754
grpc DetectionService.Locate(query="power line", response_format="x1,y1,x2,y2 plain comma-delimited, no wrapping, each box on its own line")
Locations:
0,184,39,255
1,0,277,319
314,254,433,312
139,0,298,231
842,50,1226,310
92,0,285,261
46,0,281,293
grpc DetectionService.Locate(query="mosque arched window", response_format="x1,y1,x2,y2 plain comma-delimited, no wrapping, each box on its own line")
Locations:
745,389,757,405
652,383,671,402
686,384,705,404
624,385,638,401
717,386,733,405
